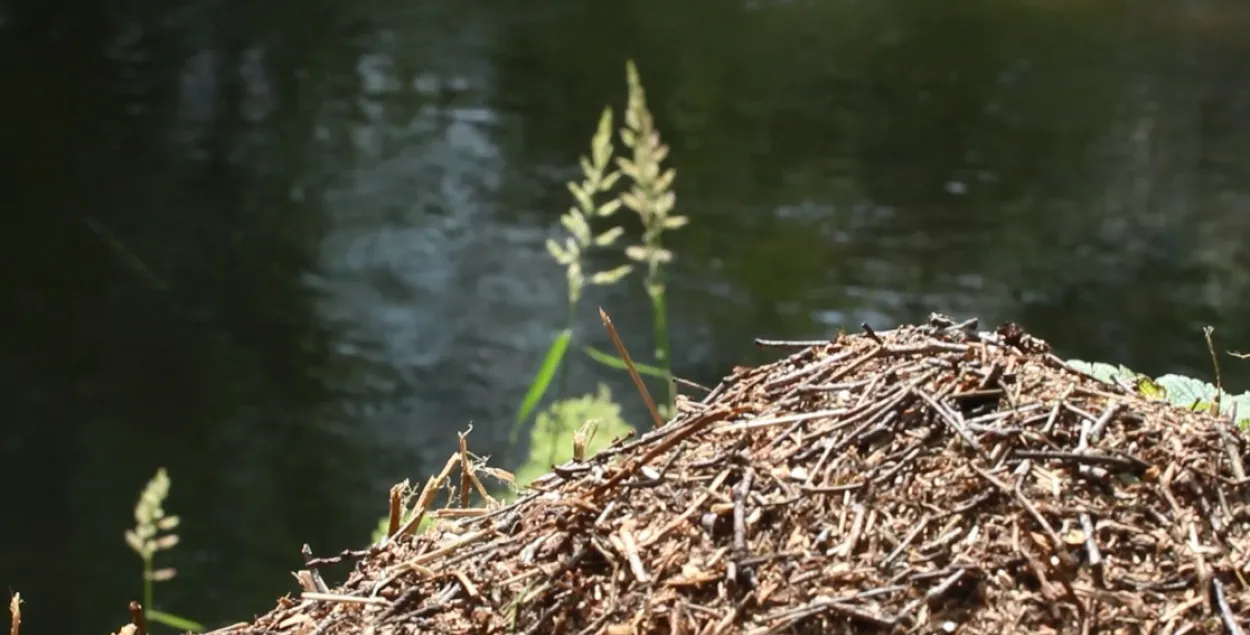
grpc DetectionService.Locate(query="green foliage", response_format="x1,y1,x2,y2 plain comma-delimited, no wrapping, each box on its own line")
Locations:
582,345,670,379
124,468,203,633
1066,358,1250,428
1149,374,1250,420
146,610,204,633
1063,360,1139,386
511,328,573,441
513,59,685,486
375,61,684,546
616,59,684,415
514,103,635,434
546,105,634,306
514,384,633,488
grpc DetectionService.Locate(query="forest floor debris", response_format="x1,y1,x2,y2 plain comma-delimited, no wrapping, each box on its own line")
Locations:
196,318,1250,634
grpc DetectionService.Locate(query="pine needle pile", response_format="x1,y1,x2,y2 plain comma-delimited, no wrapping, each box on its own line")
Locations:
206,318,1250,635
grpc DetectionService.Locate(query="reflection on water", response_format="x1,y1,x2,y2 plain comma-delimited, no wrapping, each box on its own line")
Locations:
2,0,1250,631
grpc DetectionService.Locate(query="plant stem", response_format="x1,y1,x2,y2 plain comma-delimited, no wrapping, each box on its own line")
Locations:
550,302,577,466
142,556,153,617
647,279,675,413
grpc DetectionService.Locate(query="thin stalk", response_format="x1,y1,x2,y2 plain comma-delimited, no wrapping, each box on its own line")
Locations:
550,303,577,466
646,283,675,413
142,556,153,618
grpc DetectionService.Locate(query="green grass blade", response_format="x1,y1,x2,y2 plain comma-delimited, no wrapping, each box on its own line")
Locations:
511,329,573,441
147,609,204,632
582,345,669,379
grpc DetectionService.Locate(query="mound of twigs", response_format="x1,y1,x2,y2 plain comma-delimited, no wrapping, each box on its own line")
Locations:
205,318,1250,635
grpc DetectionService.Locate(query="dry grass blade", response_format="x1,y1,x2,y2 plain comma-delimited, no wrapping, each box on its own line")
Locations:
386,482,404,538
393,454,459,539
7,593,18,635
193,318,1250,635
600,306,665,428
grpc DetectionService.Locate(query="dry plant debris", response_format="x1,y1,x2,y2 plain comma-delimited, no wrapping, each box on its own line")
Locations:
207,318,1250,634
9,593,20,635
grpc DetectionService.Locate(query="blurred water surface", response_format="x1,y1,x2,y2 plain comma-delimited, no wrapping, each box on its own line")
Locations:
3,0,1250,631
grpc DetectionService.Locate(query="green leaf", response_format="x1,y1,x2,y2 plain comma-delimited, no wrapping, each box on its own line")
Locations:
655,168,677,194
600,171,622,192
663,215,689,230
624,245,649,262
1153,374,1219,411
1135,376,1165,400
147,609,204,633
591,107,615,168
1150,374,1250,418
511,330,573,441
560,210,592,246
545,238,572,265
1065,359,1138,385
514,385,634,488
594,226,626,247
590,264,633,286
582,345,669,379
1226,391,1250,423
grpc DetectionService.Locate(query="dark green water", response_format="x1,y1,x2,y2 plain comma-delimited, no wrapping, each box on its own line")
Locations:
3,0,1250,632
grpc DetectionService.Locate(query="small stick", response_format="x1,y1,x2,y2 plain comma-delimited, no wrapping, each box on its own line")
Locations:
1014,481,1064,560
128,602,147,635
674,376,712,392
600,307,665,429
409,530,494,566
896,569,967,622
292,571,319,593
458,429,473,508
733,468,754,555
1212,578,1246,635
302,547,373,569
8,593,19,635
595,406,730,494
301,544,330,593
462,467,499,506
518,596,573,635
881,515,930,567
395,454,460,538
840,504,867,557
754,338,831,348
1042,385,1073,435
713,407,850,433
861,322,883,343
1205,326,1224,414
969,463,1065,561
454,571,481,599
386,482,405,538
1012,450,1139,471
643,469,731,547
618,528,650,583
766,349,856,390
371,531,492,596
302,592,391,606
1074,419,1108,481
913,388,983,453
1079,513,1103,574
1087,402,1121,441
429,507,493,518
1218,410,1247,492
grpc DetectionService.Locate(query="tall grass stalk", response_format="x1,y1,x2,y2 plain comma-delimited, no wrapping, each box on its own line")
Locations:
510,107,632,443
124,468,203,633
512,59,685,474
618,60,686,415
